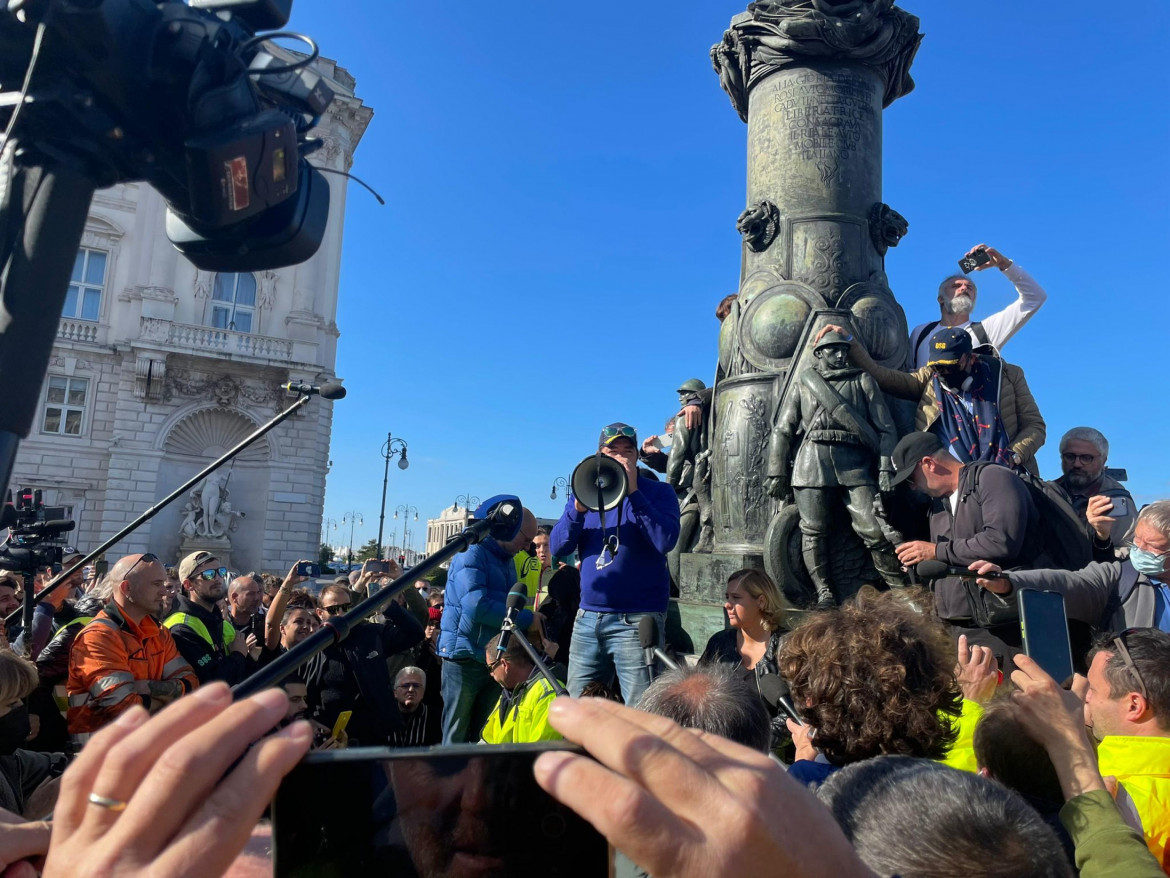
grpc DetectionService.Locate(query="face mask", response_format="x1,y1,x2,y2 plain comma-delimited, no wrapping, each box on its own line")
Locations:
1131,546,1169,579
0,704,31,755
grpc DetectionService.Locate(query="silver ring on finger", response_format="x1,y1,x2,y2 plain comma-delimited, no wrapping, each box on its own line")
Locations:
87,792,128,812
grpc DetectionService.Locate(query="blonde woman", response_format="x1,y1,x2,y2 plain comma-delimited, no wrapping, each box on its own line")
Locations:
699,568,788,688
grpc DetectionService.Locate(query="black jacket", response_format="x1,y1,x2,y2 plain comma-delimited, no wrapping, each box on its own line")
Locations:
930,463,1044,620
304,603,424,746
167,597,249,685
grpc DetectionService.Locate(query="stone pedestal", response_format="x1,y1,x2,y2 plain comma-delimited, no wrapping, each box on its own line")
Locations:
177,535,232,571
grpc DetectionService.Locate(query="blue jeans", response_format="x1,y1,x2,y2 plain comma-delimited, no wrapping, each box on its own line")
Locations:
568,609,666,705
440,656,500,744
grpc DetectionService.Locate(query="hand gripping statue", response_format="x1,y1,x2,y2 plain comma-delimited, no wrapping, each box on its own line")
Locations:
765,330,907,608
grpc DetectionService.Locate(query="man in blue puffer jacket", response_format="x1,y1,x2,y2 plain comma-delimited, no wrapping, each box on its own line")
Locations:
439,503,538,743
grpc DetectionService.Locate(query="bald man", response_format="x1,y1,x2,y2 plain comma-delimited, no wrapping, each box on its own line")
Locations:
66,553,198,741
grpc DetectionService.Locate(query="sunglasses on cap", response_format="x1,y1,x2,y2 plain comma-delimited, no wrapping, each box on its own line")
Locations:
194,566,228,581
601,425,637,443
1112,628,1148,701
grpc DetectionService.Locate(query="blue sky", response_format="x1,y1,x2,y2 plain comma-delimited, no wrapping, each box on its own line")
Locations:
286,1,1170,554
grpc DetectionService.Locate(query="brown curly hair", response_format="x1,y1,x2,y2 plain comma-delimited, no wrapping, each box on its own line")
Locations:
778,587,961,765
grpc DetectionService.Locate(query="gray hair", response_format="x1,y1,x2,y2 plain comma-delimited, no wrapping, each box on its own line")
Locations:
817,756,1072,878
348,570,362,586
938,274,977,297
394,665,425,688
1138,500,1170,539
1059,426,1109,459
88,574,115,602
635,663,770,753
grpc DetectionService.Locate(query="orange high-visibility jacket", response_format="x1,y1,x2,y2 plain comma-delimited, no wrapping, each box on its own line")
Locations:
66,602,198,737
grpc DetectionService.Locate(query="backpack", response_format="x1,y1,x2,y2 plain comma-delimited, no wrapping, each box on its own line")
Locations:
968,463,1093,571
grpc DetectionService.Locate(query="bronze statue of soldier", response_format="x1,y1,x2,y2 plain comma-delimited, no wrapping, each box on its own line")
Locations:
765,330,907,608
666,378,715,585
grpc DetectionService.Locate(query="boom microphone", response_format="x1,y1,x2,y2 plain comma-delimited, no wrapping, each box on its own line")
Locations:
495,588,529,656
915,560,1010,581
283,381,347,399
758,674,803,726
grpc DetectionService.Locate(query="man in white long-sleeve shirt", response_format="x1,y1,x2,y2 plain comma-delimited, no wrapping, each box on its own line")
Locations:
908,243,1047,368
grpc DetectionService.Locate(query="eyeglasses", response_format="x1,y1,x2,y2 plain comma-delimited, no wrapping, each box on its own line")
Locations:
1128,539,1170,560
1061,452,1099,465
194,567,228,581
322,603,351,616
601,425,637,442
123,553,160,579
1112,629,1149,701
488,656,505,672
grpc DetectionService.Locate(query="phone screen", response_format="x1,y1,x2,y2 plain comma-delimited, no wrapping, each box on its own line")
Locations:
272,743,610,877
1019,589,1074,684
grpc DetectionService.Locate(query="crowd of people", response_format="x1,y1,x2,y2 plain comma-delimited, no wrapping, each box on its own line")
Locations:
0,245,1166,876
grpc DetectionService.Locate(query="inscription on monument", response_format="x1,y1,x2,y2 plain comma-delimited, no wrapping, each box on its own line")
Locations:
771,70,874,164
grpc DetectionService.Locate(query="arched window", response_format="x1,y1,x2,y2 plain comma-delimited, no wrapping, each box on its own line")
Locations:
210,273,257,333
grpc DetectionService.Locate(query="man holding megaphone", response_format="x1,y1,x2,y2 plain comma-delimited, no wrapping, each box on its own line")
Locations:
551,422,680,706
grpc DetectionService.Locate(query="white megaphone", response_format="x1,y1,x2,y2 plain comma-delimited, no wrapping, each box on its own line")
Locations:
570,453,628,512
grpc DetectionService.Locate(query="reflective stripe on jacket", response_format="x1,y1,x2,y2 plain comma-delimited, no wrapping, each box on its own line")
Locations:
50,616,95,716
162,612,236,654
480,672,562,745
66,603,198,736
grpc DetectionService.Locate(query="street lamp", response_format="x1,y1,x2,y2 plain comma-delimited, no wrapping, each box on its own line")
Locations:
342,510,363,568
394,504,418,563
550,477,569,500
377,431,409,559
321,517,338,563
454,493,480,512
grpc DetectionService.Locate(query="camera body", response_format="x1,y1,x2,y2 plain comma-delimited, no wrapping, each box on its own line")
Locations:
0,488,75,574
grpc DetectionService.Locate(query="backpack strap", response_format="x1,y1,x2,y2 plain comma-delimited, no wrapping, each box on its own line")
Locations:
969,321,989,346
910,320,941,361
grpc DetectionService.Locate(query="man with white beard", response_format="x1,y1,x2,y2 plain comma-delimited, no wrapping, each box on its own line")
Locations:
908,243,1047,368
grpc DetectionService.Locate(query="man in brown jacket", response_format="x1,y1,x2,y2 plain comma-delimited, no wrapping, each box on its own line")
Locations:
817,324,1046,473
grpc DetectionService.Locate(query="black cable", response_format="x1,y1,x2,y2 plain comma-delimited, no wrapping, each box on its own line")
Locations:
313,166,385,205
241,31,319,75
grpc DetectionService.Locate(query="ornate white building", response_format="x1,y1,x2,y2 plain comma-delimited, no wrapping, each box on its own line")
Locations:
10,58,371,575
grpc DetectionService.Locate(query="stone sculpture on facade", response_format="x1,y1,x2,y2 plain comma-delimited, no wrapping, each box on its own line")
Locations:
764,330,905,608
178,473,244,541
666,379,715,587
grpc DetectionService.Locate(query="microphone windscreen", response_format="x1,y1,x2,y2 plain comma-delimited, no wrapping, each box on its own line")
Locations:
757,674,788,709
320,382,346,400
506,588,528,611
638,614,658,649
915,560,950,581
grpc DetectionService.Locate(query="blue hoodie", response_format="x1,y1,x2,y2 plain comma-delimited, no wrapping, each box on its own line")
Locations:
550,476,680,614
439,538,534,661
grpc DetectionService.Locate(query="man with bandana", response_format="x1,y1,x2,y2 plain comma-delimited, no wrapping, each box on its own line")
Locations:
816,324,1047,474
908,244,1047,368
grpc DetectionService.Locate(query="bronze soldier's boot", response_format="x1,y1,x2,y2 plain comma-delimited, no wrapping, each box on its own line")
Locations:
870,546,909,589
802,534,836,610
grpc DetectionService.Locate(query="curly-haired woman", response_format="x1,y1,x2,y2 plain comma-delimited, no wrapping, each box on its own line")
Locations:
778,587,962,787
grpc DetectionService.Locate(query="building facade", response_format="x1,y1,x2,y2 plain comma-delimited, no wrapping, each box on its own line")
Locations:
425,504,474,566
10,58,371,575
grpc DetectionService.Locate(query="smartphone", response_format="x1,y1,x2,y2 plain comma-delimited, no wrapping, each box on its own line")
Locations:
958,247,991,274
272,743,611,877
365,560,390,575
1106,496,1130,519
1018,589,1074,685
296,561,321,578
331,710,352,740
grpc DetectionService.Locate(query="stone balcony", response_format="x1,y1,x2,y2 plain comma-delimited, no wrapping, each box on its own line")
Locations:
138,317,297,364
57,318,108,346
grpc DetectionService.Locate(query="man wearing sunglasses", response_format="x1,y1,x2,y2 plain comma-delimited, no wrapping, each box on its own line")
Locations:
551,422,680,706
972,500,1170,636
66,553,198,740
1083,628,1170,866
163,551,250,685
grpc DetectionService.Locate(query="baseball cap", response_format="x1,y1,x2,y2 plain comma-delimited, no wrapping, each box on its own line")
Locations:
62,546,84,564
889,431,946,486
178,550,218,582
599,422,637,449
926,327,973,367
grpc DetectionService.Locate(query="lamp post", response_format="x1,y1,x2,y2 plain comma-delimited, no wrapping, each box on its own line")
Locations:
321,517,338,564
394,504,418,563
549,477,569,500
454,493,480,513
342,510,363,568
377,431,409,559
